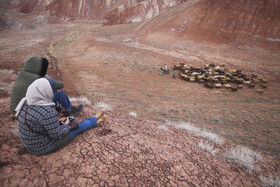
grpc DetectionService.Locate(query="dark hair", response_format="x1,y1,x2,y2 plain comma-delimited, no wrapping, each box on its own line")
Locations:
40,58,49,77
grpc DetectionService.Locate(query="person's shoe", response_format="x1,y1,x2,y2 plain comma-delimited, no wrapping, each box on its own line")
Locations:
97,116,106,126
67,104,85,116
55,104,63,113
95,109,105,119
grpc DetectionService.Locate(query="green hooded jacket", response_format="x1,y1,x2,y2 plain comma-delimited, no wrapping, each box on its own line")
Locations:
10,56,64,114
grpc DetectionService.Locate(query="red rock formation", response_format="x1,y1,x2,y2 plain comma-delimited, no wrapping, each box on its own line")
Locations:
2,0,279,48
46,0,107,20
3,0,187,23
7,0,41,13
142,0,280,48
104,0,186,25
3,0,108,21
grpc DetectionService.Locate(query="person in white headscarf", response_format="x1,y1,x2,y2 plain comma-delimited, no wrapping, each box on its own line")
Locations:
16,77,105,155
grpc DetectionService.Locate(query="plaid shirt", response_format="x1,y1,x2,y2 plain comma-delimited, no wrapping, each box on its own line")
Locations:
18,103,70,155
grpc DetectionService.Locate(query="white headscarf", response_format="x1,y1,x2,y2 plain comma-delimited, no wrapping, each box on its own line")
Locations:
26,78,55,106
15,78,55,117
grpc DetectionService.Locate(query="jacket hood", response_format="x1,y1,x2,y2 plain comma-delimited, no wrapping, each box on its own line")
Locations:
14,77,56,117
23,56,48,77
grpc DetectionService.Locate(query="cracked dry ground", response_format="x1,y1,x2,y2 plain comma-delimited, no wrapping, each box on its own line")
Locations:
0,100,267,186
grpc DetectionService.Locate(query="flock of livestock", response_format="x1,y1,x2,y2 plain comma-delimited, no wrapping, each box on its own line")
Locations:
173,63,267,93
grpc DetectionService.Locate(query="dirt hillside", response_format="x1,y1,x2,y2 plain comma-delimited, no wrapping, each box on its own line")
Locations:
0,0,280,186
140,0,280,52
0,70,279,186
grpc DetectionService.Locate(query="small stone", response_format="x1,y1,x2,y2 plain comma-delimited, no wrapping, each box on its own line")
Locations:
100,173,109,181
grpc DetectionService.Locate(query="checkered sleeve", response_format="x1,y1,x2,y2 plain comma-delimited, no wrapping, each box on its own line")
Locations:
41,110,70,139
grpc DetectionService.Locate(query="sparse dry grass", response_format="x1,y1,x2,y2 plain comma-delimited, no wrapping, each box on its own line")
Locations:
9,122,19,136
198,141,218,156
129,111,137,117
167,121,224,145
223,145,263,172
259,174,280,187
176,123,200,133
93,102,112,110
197,130,224,145
157,125,168,131
70,96,91,105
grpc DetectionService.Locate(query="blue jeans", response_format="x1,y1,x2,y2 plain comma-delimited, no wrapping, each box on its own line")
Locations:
50,117,98,154
69,117,98,141
52,90,72,111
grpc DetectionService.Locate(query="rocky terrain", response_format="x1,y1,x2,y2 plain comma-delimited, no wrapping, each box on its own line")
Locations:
0,0,280,186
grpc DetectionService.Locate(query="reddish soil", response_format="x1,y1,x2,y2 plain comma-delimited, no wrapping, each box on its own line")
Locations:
0,0,280,186
59,23,280,158
2,98,279,186
142,0,280,52
0,21,280,186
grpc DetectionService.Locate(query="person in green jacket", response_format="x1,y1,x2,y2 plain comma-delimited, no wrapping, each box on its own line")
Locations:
10,56,84,116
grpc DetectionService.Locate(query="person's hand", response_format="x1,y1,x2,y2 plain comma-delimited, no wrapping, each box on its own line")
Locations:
59,117,67,122
65,117,70,125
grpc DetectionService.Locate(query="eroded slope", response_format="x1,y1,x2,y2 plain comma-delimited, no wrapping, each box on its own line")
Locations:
142,0,280,51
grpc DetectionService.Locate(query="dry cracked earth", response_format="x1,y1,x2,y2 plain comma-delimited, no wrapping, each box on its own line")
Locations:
0,22,280,186
0,97,279,186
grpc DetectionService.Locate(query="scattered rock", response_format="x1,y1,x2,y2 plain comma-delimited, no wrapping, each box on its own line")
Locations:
97,128,112,136
0,161,10,168
0,90,9,98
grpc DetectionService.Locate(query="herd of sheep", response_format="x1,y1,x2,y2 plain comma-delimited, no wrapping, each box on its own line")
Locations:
174,63,268,93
